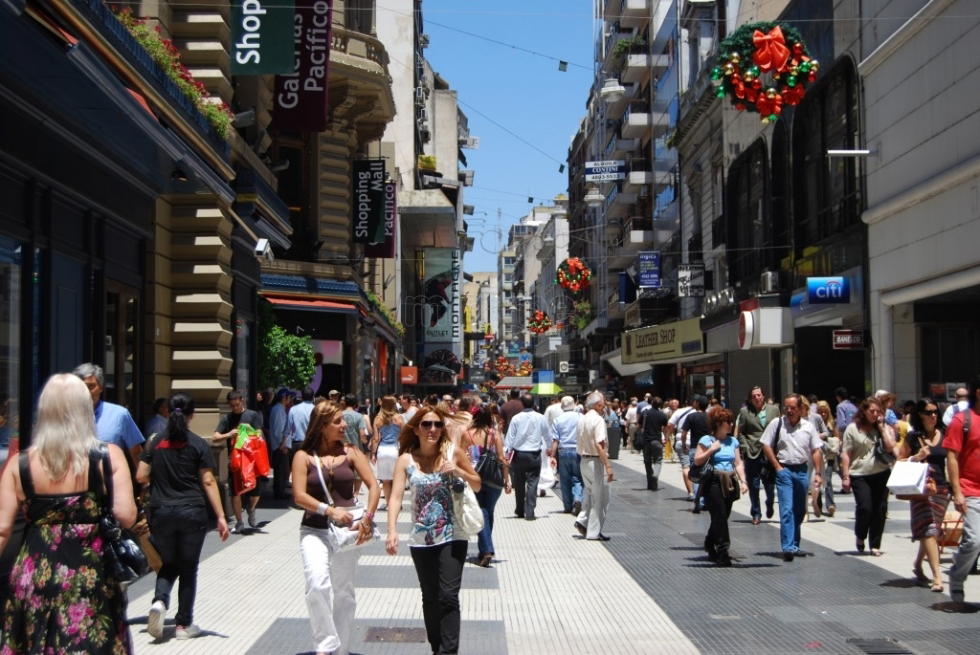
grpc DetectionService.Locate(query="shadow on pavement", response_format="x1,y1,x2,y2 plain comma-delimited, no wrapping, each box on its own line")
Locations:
931,601,979,613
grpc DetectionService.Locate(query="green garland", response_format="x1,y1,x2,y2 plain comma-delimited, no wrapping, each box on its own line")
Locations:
711,21,819,123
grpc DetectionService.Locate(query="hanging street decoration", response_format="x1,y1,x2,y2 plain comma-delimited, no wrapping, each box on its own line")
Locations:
527,310,553,334
710,22,818,123
557,257,593,294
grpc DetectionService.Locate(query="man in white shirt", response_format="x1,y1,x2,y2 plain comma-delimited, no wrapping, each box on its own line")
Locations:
624,399,639,452
666,401,696,498
574,391,615,541
943,387,970,426
504,395,550,520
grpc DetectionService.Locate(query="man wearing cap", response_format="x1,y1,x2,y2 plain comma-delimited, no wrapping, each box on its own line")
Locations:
328,389,341,402
268,388,294,499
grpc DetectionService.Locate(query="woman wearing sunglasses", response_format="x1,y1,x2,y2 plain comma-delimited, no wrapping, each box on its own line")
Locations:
898,399,949,592
386,406,481,655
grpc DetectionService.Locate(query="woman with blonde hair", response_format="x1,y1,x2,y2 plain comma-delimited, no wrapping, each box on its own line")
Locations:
369,395,405,510
0,374,137,653
814,400,839,517
293,401,380,655
386,406,481,655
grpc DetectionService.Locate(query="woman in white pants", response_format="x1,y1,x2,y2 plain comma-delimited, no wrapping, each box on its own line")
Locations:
292,401,380,655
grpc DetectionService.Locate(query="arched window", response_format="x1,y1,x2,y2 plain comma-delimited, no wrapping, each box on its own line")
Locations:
792,57,861,251
725,139,768,284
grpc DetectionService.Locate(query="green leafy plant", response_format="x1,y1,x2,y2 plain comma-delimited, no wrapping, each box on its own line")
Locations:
613,35,646,60
258,303,316,390
571,300,594,331
366,291,405,335
113,8,233,138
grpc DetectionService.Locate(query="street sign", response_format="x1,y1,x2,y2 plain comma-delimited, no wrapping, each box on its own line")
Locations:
678,264,705,297
637,251,661,288
585,160,626,182
832,329,864,349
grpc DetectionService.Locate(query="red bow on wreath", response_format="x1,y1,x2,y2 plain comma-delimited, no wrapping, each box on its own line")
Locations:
752,26,790,72
756,91,783,118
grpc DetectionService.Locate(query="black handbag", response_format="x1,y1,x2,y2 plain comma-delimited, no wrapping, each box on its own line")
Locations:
474,430,505,489
873,430,897,465
688,451,714,483
96,447,149,583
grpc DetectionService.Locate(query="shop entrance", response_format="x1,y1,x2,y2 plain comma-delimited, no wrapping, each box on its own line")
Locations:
795,327,865,401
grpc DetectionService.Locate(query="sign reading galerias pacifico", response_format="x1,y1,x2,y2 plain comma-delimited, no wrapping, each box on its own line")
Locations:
231,0,295,75
273,0,332,131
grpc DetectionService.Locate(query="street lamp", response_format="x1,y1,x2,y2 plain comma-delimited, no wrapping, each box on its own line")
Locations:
584,186,604,207
600,78,626,104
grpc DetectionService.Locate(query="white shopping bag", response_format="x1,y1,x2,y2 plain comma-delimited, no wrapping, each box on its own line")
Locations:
886,460,929,496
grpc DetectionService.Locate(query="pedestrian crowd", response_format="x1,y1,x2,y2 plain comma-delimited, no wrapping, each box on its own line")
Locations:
2,367,980,654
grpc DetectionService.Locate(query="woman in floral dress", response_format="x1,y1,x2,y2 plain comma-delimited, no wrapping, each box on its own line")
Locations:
0,373,137,654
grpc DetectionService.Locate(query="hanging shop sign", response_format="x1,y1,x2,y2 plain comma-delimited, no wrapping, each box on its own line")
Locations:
352,159,386,244
738,310,754,350
273,0,332,131
807,276,850,304
231,0,295,74
637,251,661,289
832,329,864,350
622,317,703,364
364,182,396,257
584,160,626,182
678,264,705,297
400,366,418,385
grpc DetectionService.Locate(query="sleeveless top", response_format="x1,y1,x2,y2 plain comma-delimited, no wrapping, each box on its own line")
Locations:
467,428,496,466
301,453,356,529
907,429,949,488
378,422,400,447
407,453,458,547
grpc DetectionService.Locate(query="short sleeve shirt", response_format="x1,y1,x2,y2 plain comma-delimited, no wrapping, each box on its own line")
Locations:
841,423,890,477
761,416,822,465
699,435,740,472
216,409,263,452
683,411,710,450
140,431,215,509
576,409,607,456
342,409,368,449
945,409,980,497
94,401,145,451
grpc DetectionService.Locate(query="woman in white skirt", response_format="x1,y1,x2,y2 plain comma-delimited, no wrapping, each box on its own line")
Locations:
293,401,380,655
370,396,404,509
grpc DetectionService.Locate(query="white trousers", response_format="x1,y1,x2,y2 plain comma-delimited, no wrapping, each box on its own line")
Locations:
577,457,609,539
300,526,361,655
538,447,556,491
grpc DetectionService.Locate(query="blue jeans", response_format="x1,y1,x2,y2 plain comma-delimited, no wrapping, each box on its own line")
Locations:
775,465,809,553
557,450,583,512
744,456,774,519
475,486,502,556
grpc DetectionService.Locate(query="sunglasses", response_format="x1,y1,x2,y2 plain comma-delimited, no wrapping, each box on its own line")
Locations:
920,410,939,416
420,420,444,429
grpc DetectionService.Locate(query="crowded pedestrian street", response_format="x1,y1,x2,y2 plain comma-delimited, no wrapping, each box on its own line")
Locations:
122,453,979,655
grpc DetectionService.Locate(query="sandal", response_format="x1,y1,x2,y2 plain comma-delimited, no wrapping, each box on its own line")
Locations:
870,548,883,557
913,566,929,583
930,581,944,593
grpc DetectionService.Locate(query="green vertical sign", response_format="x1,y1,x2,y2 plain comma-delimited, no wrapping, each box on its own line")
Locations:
231,0,296,75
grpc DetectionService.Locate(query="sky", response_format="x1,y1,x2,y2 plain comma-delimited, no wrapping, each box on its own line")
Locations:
417,0,596,273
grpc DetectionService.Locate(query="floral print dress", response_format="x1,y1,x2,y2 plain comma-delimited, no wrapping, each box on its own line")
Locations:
1,451,132,654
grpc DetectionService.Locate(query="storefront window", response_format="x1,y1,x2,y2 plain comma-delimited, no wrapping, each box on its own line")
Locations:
0,237,22,458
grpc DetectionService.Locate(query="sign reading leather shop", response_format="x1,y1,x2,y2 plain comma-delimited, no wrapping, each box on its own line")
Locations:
622,317,704,364
273,0,332,131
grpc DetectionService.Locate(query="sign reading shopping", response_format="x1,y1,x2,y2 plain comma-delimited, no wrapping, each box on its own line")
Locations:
806,276,850,304
637,251,661,289
352,160,386,244
231,0,295,74
584,160,626,182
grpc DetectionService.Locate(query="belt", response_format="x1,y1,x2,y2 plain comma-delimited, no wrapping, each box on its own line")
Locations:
515,449,541,454
558,447,578,452
581,454,599,458
781,462,807,470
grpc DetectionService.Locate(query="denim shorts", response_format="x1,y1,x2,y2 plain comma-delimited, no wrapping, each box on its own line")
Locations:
675,441,691,468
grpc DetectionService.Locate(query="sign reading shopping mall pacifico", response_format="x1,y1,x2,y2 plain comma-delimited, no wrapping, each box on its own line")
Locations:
231,0,295,75
352,160,386,244
622,317,704,364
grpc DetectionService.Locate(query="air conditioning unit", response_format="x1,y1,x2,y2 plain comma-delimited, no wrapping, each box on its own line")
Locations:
419,128,431,143
460,170,475,186
414,87,426,106
419,33,430,48
417,107,428,124
760,270,779,293
458,136,480,150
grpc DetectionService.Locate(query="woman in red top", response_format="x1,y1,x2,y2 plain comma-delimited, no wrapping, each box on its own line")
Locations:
292,401,380,655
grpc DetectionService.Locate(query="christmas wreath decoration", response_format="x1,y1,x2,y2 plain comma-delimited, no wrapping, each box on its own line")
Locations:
516,361,533,377
570,300,594,331
527,310,553,335
711,22,819,123
494,356,515,376
557,257,593,293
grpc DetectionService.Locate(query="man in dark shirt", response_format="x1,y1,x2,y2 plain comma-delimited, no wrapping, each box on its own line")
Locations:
638,397,668,490
682,395,710,512
500,388,524,431
213,391,264,533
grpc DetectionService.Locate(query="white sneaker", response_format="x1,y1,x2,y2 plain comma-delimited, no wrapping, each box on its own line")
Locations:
231,522,244,534
147,600,166,639
247,508,257,528
175,624,202,640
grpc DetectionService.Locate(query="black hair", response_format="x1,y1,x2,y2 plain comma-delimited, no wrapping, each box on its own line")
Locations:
909,397,941,433
166,393,195,442
302,387,315,402
471,407,494,430
834,386,849,401
650,396,662,410
227,390,244,402
344,393,357,408
520,393,535,409
153,397,169,414
509,388,521,399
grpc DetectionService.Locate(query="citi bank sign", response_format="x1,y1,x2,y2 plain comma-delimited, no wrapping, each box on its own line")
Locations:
807,277,850,304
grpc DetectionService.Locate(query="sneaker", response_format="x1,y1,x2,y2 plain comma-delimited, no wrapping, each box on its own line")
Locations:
572,500,582,516
147,600,166,639
247,508,257,528
687,493,695,501
573,520,587,536
231,521,244,534
175,624,202,640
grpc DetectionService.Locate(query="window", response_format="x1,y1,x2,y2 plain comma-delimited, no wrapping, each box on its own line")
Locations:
725,140,768,283
345,0,374,34
0,237,21,454
792,58,861,251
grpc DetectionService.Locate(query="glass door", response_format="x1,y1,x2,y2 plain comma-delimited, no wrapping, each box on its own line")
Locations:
104,281,140,410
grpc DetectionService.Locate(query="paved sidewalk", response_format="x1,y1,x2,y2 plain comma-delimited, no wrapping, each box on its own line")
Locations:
125,452,979,654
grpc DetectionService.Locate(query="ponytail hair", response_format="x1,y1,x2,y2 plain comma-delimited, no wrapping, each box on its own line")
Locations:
166,392,195,442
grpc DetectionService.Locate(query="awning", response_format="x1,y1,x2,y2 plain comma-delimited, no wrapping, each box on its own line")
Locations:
264,296,359,315
530,382,562,396
601,350,653,377
494,376,533,390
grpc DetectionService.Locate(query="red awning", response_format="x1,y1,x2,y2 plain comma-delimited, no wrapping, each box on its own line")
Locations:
264,296,359,315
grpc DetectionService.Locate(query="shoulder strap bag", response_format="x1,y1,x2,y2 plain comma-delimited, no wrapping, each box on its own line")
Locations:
447,444,484,539
474,429,505,489
312,455,377,552
96,446,149,583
